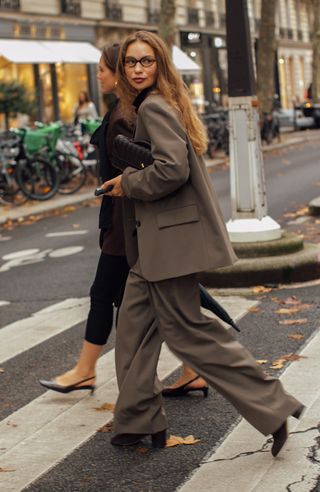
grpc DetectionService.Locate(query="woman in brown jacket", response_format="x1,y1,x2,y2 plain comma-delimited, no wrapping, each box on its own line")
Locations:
102,31,304,455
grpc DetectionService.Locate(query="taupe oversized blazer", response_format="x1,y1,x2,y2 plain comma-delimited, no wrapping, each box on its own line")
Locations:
121,94,237,282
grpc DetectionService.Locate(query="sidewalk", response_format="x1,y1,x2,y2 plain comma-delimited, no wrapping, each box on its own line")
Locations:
1,128,320,228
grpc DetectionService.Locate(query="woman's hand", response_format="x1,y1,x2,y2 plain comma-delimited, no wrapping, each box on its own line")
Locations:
101,175,125,197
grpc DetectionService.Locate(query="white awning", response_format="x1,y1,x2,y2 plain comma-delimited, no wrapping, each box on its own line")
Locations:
0,40,101,64
172,45,200,76
0,39,200,75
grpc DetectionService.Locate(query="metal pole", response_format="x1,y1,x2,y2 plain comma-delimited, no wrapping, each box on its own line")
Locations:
225,0,281,242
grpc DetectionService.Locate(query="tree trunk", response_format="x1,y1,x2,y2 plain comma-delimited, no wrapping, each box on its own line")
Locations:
4,112,9,131
256,0,277,117
158,0,176,51
312,0,320,102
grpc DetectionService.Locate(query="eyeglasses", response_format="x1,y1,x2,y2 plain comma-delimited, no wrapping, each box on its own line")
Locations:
124,56,156,68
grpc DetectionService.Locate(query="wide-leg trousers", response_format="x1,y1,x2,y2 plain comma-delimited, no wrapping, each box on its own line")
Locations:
113,261,302,436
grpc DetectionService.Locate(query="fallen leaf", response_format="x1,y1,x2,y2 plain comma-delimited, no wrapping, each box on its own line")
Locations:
251,286,273,294
270,353,307,369
279,319,308,326
136,447,149,454
72,224,80,228
256,360,268,365
275,305,311,314
98,422,113,433
0,467,16,472
0,368,4,373
275,307,301,314
166,435,200,448
248,307,261,313
271,296,282,303
288,333,305,341
94,402,115,412
281,296,301,305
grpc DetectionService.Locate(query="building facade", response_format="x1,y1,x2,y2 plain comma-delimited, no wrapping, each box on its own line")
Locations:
0,0,314,127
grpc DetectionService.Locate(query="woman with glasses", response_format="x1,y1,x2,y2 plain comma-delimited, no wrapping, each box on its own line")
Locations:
101,31,304,454
39,44,132,394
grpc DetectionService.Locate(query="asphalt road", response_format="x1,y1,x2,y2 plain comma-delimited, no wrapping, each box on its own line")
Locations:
0,140,319,491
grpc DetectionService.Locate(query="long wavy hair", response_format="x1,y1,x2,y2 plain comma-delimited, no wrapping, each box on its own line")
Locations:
117,31,207,155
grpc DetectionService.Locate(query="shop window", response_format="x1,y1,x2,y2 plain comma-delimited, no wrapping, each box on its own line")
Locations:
56,63,88,122
0,0,20,10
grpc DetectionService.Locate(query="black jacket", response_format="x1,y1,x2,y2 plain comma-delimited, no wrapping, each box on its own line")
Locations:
90,100,133,230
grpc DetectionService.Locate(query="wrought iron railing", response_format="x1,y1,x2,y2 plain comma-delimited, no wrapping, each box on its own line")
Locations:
0,0,20,10
219,13,226,28
205,11,214,27
297,29,303,41
105,2,122,21
187,8,199,25
148,9,160,24
61,0,81,16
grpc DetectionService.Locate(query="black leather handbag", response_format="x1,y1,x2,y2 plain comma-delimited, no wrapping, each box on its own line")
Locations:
112,134,153,172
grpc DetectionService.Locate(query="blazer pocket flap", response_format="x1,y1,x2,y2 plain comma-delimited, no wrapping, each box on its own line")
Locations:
157,205,199,229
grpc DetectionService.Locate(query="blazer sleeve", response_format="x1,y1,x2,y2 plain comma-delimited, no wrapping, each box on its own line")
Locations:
121,99,190,202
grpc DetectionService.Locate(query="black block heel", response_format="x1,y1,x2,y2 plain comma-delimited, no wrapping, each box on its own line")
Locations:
292,405,305,419
151,429,167,448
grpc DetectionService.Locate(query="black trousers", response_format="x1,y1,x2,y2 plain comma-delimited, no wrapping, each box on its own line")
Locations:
84,253,129,345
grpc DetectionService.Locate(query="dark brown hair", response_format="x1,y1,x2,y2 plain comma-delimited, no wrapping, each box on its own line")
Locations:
102,43,121,73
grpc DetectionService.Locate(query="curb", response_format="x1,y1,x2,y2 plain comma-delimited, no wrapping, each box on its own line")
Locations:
199,242,320,287
0,132,318,228
0,190,95,226
309,196,320,216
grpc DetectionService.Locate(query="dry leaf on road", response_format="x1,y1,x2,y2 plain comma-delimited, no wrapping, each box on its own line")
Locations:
251,286,273,294
94,402,115,412
136,447,149,454
270,353,307,369
275,307,301,314
248,307,261,313
288,333,305,341
282,296,302,305
98,422,113,433
279,319,308,326
0,467,16,472
166,435,200,448
0,368,4,373
256,360,268,365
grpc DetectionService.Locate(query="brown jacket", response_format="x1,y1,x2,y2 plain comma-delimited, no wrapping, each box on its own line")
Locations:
121,94,237,281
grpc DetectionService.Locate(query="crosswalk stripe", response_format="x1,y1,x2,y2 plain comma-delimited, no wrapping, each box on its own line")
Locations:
0,295,258,492
179,327,320,492
0,298,89,365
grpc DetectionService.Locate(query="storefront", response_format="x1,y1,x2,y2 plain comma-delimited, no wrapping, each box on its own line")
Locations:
0,39,100,128
180,31,228,113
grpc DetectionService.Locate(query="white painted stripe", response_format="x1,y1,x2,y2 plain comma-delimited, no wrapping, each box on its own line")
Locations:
45,231,88,237
0,298,89,365
179,328,320,492
0,296,257,492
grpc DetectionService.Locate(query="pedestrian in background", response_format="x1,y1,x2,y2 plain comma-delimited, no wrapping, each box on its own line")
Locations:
73,90,98,123
39,44,132,393
102,30,304,455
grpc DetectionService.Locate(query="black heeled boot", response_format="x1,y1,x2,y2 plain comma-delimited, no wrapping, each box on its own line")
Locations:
111,429,167,448
271,404,306,457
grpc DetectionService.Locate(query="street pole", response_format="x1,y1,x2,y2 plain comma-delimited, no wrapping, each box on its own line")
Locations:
225,0,281,242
